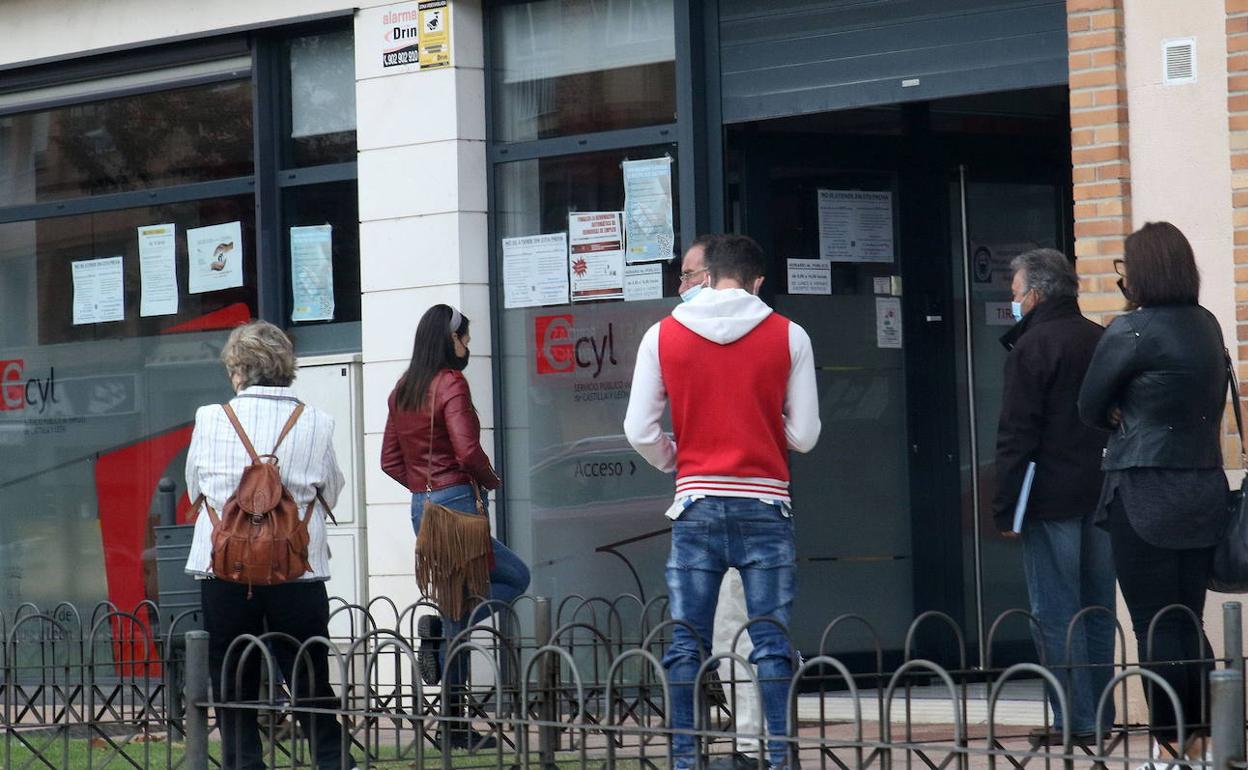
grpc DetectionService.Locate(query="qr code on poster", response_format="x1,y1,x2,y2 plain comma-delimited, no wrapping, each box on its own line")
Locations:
658,232,674,259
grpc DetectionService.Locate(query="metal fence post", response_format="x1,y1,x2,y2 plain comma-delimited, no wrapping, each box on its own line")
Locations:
1225,602,1243,676
534,597,558,767
184,630,210,770
156,477,178,527
1211,668,1245,770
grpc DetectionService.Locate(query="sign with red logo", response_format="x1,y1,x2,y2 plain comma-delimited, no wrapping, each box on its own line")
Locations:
0,361,64,415
534,315,575,375
1,360,23,411
534,313,619,379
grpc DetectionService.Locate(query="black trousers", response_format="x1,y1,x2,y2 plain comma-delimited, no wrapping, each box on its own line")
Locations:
1107,497,1214,739
200,579,351,770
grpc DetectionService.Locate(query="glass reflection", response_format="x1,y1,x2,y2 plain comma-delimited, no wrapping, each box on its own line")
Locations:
0,80,253,206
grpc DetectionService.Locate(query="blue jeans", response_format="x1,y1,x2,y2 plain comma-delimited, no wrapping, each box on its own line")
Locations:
411,485,531,690
664,497,797,769
1021,512,1117,733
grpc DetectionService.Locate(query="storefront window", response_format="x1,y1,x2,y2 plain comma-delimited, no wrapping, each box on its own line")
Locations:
286,30,357,167
282,180,361,352
494,144,681,603
0,80,254,207
0,22,359,618
7,196,257,346
492,0,676,143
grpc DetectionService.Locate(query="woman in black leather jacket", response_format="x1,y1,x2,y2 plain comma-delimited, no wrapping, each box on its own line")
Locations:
1078,221,1229,745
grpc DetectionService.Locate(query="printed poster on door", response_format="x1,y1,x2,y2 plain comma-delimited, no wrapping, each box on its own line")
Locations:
71,256,125,325
290,225,335,322
187,221,244,295
818,190,895,263
971,242,1040,291
569,212,625,302
503,233,570,309
623,157,675,263
137,223,178,317
875,296,903,349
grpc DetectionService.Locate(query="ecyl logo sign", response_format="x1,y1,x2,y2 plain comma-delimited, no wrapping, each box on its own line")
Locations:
534,315,617,379
1,360,59,414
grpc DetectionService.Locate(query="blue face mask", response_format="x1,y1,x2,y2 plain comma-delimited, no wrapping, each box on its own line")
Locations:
680,283,705,303
1011,301,1024,322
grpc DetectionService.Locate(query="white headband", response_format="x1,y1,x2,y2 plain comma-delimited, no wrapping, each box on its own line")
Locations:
448,307,462,334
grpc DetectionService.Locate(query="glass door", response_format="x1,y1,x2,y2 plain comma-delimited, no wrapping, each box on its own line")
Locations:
950,166,1069,666
727,122,919,663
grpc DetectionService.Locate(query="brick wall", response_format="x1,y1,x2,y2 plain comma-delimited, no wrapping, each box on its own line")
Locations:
1231,0,1248,469
1068,0,1131,326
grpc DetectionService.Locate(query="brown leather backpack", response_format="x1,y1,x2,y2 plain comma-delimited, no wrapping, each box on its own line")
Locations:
193,402,331,596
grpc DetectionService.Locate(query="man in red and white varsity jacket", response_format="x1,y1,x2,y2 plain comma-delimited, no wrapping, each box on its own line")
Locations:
624,234,820,770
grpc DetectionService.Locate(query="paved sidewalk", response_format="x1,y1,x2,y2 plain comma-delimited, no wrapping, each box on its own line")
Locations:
796,680,1048,727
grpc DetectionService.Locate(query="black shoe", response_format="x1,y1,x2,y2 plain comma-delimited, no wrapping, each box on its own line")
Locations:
418,615,443,686
1028,727,1097,749
436,726,499,752
703,668,728,708
709,752,765,770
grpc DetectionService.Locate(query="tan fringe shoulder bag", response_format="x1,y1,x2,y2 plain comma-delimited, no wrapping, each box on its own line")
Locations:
414,375,493,620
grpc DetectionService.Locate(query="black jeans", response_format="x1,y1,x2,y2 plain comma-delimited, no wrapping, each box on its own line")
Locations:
1107,497,1214,739
201,579,352,770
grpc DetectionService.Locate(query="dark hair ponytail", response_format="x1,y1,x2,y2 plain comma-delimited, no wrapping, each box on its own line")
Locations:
394,305,470,411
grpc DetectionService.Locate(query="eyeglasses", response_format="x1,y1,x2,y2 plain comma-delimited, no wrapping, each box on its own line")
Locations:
1113,259,1126,277
679,267,708,282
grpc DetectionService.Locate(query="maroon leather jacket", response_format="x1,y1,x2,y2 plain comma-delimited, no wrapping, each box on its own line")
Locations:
381,369,501,492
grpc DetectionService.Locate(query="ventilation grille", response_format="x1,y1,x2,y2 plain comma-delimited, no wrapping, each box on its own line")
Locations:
1163,39,1196,84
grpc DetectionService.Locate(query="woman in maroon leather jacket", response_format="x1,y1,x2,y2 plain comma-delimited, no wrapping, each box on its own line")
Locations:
381,304,530,750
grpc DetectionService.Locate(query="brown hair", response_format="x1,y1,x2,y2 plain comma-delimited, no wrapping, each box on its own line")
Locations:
394,304,470,411
1123,221,1200,307
706,234,767,285
221,321,297,388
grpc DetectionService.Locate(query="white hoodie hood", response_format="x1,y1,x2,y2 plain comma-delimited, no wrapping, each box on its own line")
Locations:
623,284,821,482
670,287,772,345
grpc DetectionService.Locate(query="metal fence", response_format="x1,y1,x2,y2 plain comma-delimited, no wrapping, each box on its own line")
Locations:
2,595,1246,770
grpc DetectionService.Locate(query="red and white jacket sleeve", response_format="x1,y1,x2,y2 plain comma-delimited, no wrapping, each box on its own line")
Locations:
784,322,821,452
623,323,677,473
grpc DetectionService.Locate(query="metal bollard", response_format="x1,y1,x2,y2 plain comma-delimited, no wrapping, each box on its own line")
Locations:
1210,669,1245,770
534,597,558,768
184,630,210,770
156,477,178,527
1225,602,1244,676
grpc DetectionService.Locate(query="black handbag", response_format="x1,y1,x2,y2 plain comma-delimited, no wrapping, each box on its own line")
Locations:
1209,352,1248,593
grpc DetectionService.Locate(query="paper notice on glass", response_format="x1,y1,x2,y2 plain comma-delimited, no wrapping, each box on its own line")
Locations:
503,233,570,309
787,259,832,295
623,157,675,263
875,296,903,349
187,221,244,294
985,301,1016,327
818,190,895,263
624,263,664,302
569,211,626,302
290,225,335,322
137,223,178,317
72,256,125,325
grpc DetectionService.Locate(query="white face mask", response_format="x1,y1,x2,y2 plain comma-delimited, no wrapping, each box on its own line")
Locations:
1011,301,1024,322
680,283,705,303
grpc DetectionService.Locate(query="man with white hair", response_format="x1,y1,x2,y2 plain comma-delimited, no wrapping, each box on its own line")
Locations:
993,249,1113,747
